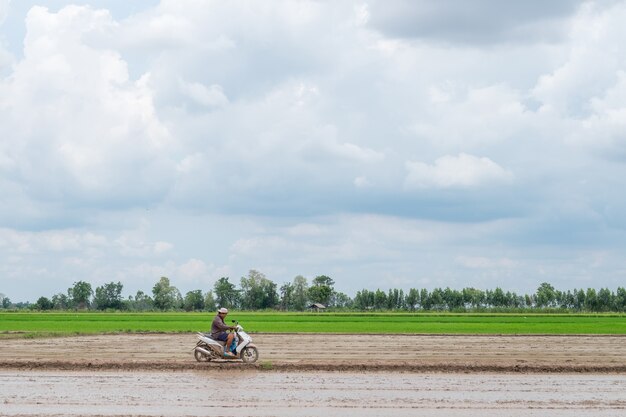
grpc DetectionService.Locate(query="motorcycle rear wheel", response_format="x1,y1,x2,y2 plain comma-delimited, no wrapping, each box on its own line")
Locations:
241,346,259,364
194,347,212,362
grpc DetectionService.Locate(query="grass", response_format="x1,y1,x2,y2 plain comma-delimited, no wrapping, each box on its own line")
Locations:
1,311,626,338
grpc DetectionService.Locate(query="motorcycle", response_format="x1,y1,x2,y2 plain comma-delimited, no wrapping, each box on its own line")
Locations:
194,320,259,363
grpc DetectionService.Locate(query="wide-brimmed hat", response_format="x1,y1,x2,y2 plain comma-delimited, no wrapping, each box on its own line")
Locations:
218,307,229,314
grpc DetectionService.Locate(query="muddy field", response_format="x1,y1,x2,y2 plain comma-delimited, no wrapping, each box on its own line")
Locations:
1,370,625,416
1,333,625,372
1,334,625,416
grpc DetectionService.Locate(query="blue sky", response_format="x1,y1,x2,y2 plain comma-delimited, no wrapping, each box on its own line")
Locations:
1,0,626,302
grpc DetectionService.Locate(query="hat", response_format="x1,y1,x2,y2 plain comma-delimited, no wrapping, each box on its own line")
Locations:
218,307,229,314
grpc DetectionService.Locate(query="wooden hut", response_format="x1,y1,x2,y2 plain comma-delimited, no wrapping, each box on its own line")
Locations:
308,303,326,312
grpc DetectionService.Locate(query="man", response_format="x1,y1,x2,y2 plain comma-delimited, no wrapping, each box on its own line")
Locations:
211,307,236,357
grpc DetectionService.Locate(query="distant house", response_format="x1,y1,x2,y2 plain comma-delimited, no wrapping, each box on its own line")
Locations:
308,303,326,312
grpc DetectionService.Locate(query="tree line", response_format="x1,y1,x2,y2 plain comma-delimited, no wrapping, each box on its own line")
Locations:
2,273,626,312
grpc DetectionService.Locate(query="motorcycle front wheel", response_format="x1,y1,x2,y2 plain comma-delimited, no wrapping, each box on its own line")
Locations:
241,346,259,363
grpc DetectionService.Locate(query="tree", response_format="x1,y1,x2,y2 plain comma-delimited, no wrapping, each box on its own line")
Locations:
69,281,93,309
430,288,444,310
240,270,278,310
559,290,576,309
94,282,124,310
213,277,240,309
35,296,53,310
574,289,585,311
0,293,10,309
387,288,404,310
204,291,217,311
585,288,598,312
152,277,181,311
279,282,294,311
183,290,205,311
333,292,353,309
51,293,69,310
373,289,387,309
615,287,626,312
524,294,533,308
489,287,507,308
597,288,614,312
536,282,556,308
131,290,153,311
308,275,334,306
462,288,485,309
405,288,419,311
420,288,432,310
291,276,309,311
443,287,464,310
354,289,374,310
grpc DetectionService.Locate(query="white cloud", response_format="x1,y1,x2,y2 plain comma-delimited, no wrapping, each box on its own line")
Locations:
0,5,177,210
405,153,513,189
285,223,325,237
570,71,626,158
179,79,229,108
3,1,626,301
176,258,209,281
456,256,518,269
532,2,626,117
354,176,371,188
0,228,107,254
0,0,12,69
410,83,531,151
321,140,385,163
153,241,173,254
0,0,9,25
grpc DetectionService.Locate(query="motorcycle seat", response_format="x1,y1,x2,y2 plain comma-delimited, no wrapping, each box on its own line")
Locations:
203,334,227,346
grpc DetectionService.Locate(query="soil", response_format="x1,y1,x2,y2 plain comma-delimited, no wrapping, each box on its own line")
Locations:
1,334,625,416
1,370,625,416
0,333,625,373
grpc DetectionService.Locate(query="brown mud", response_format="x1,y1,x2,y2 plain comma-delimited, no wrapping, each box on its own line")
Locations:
1,333,625,373
1,370,625,416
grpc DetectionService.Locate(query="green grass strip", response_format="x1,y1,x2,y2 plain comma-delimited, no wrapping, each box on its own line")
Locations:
1,312,626,337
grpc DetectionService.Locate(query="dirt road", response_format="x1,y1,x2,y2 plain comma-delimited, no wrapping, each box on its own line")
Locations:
1,370,625,416
1,333,625,372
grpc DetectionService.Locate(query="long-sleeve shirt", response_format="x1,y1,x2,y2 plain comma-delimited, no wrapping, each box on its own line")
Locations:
211,315,230,338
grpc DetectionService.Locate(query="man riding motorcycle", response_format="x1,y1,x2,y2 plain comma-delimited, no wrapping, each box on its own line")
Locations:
211,307,236,357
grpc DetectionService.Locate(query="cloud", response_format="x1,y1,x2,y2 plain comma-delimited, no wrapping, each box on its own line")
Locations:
532,2,626,117
178,79,229,108
0,6,176,201
405,153,513,189
153,241,173,254
366,0,582,44
3,1,626,302
354,176,371,188
410,83,531,151
0,5,178,219
0,0,12,69
456,255,518,269
0,0,9,25
578,71,626,159
0,228,107,255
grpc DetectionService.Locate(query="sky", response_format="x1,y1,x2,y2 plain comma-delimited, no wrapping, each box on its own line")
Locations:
1,0,626,302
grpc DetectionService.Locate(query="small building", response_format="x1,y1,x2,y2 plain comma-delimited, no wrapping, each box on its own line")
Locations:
308,303,326,312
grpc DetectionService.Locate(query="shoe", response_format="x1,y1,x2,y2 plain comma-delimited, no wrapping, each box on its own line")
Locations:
223,351,235,358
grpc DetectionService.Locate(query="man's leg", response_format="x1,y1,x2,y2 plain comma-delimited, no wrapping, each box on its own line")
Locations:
217,332,234,356
226,333,235,353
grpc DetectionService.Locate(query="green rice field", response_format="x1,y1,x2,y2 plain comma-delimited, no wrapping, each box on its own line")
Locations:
1,312,626,337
